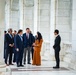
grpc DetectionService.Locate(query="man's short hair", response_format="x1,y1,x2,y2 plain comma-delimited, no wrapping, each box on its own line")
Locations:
14,30,17,33
54,29,59,34
8,28,12,32
4,31,7,33
26,28,30,30
18,29,23,34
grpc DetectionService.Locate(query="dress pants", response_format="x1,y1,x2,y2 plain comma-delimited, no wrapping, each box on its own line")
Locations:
4,48,6,59
13,48,16,62
5,47,13,64
55,50,60,67
24,47,32,63
16,49,23,66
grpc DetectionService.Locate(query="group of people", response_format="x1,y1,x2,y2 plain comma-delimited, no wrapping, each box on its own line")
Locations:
4,28,43,67
4,28,61,69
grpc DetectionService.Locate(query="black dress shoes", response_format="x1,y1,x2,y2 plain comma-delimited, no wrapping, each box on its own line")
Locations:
53,66,60,69
17,65,20,67
28,62,31,64
9,63,14,65
24,63,26,65
20,65,24,67
6,64,9,66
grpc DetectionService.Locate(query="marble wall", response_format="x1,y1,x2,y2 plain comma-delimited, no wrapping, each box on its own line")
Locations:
5,0,10,30
10,0,19,30
56,0,72,42
5,0,72,42
37,0,50,42
5,0,19,31
23,0,34,32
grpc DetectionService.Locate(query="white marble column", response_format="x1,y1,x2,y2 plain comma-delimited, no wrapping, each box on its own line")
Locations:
5,0,11,30
0,0,6,67
71,0,76,70
72,0,76,51
34,0,38,35
19,0,23,29
49,0,56,60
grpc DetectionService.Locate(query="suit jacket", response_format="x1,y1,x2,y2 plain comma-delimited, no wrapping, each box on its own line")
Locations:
23,33,34,48
53,35,61,51
5,33,14,51
15,35,23,51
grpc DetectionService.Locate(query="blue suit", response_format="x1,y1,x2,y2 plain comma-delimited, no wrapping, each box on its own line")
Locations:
23,33,34,64
23,33,33,48
15,34,24,66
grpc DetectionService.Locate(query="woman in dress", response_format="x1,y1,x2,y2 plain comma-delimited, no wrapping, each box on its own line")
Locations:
32,32,43,66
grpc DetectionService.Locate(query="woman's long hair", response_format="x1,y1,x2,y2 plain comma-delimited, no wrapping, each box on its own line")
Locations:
37,32,42,42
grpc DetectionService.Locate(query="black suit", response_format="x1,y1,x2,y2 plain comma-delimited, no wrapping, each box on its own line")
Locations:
5,33,14,64
53,35,61,67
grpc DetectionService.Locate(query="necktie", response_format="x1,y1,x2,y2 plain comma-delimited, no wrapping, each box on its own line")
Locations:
9,34,12,38
20,36,23,41
26,34,29,39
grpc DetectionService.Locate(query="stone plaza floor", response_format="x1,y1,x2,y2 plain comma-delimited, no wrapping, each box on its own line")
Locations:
2,61,75,75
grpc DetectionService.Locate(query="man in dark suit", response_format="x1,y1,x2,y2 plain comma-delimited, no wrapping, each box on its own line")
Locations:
5,28,14,66
15,29,24,67
23,28,34,64
53,29,61,69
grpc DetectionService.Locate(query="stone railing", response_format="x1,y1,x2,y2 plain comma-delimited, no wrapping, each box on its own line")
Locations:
62,42,72,62
41,41,50,56
41,41,51,60
70,51,76,70
41,41,72,62
62,42,76,70
41,41,72,61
